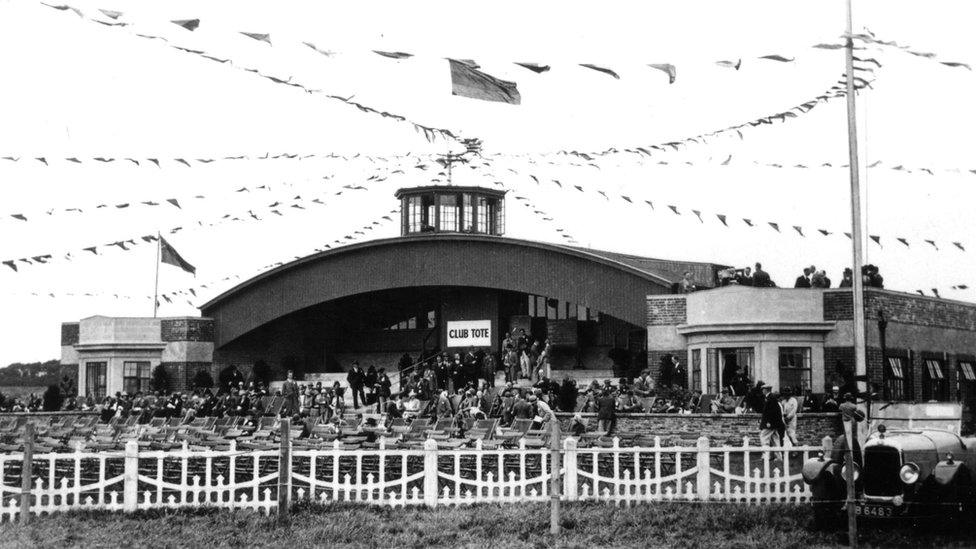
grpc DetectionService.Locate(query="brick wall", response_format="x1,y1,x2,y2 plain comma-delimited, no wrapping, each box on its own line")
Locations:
647,349,686,385
824,289,976,331
159,361,213,393
556,413,841,446
646,296,687,326
161,318,215,342
60,322,79,346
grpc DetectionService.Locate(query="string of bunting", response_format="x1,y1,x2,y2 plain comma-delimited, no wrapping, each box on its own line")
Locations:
491,65,879,161
38,2,464,144
506,170,967,254
0,173,387,272
850,29,972,71
0,155,421,223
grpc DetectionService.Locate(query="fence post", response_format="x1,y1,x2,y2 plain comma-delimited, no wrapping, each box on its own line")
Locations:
278,418,291,526
563,437,578,501
123,440,139,512
822,435,833,458
423,438,438,507
696,436,710,500
20,423,34,524
549,420,561,535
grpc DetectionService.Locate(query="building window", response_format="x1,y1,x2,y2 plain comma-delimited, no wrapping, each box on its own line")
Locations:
494,199,504,234
706,349,720,394
717,348,753,393
86,361,107,399
691,349,701,391
960,361,976,382
461,194,474,232
438,194,458,231
883,357,908,401
923,359,948,401
426,310,437,329
778,347,812,393
123,361,151,395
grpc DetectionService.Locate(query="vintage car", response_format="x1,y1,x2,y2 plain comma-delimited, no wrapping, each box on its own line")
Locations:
802,402,976,525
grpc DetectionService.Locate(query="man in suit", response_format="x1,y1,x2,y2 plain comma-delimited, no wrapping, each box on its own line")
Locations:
759,387,785,449
346,361,366,409
752,262,774,287
794,267,812,288
281,370,300,417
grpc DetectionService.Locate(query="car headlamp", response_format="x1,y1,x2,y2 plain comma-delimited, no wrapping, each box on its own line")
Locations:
842,463,861,482
899,463,920,484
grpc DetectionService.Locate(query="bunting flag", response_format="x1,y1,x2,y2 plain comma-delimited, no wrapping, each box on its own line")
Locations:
579,64,620,79
171,19,199,31
302,42,335,57
514,62,550,74
647,63,676,84
240,32,271,44
449,60,521,104
373,50,413,59
793,226,804,237
759,54,794,63
897,237,910,247
715,59,742,70
870,235,881,246
159,236,196,275
716,214,728,226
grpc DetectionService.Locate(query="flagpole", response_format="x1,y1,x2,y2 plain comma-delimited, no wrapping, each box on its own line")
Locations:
153,232,161,318
845,1,865,545
845,0,867,397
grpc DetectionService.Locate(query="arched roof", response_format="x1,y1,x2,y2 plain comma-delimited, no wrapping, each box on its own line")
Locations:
200,234,720,348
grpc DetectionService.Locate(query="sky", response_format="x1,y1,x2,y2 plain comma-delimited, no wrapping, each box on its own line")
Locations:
0,0,974,366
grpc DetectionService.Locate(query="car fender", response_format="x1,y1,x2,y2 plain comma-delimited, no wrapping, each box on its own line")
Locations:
802,459,833,484
932,461,967,488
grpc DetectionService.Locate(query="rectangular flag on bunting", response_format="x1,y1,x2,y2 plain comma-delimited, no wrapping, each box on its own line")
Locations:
449,59,521,104
159,236,196,275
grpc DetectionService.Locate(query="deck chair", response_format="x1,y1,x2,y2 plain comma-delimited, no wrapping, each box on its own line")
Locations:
696,395,714,414
389,418,410,435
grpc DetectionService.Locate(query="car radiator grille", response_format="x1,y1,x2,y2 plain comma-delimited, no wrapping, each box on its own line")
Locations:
863,446,902,497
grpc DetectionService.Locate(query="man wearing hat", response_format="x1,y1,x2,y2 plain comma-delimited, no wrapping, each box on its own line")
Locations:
759,386,785,449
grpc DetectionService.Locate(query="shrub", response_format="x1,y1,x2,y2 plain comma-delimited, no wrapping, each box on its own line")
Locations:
191,369,213,390
151,365,169,393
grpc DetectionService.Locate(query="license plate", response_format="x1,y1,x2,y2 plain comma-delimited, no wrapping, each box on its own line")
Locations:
855,504,894,517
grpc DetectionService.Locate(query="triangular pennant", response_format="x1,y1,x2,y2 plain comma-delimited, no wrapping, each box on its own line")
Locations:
171,19,199,31
793,226,804,237
514,62,550,73
768,222,780,232
302,42,334,57
691,210,703,223
925,240,938,250
83,246,98,255
869,235,882,246
373,50,413,59
953,242,966,251
166,198,181,209
715,59,742,70
644,200,654,210
579,64,620,79
716,214,728,226
2,260,17,272
817,229,831,236
240,32,271,44
896,237,910,247
743,219,753,227
758,54,794,62
668,205,680,215
647,63,676,84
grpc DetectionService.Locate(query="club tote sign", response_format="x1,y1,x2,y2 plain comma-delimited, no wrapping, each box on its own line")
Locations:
447,320,491,347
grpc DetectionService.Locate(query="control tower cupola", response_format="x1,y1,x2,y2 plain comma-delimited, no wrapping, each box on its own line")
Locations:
394,186,507,237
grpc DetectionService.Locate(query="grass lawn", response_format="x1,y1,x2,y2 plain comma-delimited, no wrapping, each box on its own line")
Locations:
1,502,974,548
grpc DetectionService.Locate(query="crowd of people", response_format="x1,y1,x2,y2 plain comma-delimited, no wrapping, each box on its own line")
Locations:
683,262,886,292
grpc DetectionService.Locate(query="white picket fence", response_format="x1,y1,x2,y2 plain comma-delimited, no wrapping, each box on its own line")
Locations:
0,436,830,520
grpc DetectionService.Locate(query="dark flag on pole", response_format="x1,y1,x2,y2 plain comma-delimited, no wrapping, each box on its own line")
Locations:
160,236,195,275
449,60,521,104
